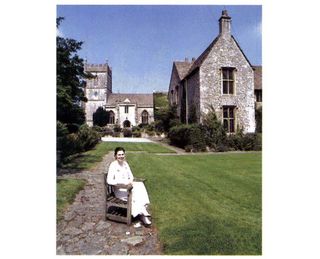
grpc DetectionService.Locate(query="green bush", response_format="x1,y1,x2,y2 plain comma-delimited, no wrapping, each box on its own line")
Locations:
168,124,206,152
201,106,227,147
113,132,120,137
93,107,109,127
123,128,133,137
145,129,155,136
227,130,262,151
132,130,141,137
77,124,101,151
113,124,121,132
104,127,114,136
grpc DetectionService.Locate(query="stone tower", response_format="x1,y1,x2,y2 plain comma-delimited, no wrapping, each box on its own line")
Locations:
84,62,112,126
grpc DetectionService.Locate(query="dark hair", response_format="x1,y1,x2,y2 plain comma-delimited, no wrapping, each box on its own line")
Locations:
114,147,125,156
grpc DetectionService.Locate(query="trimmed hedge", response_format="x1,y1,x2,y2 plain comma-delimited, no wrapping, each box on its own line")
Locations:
168,123,262,152
168,124,206,152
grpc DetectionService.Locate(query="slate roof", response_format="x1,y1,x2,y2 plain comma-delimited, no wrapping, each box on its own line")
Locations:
253,66,262,90
174,61,194,80
106,93,153,107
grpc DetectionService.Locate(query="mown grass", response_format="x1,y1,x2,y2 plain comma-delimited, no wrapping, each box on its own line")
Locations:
62,141,175,170
58,140,261,254
56,178,86,222
126,152,262,255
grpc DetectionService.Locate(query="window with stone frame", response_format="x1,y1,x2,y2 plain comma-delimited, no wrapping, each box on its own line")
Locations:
222,67,235,94
141,110,149,124
124,105,129,113
223,106,235,133
108,111,115,124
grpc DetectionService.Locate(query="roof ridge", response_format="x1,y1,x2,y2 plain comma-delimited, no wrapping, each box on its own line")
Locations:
184,36,220,79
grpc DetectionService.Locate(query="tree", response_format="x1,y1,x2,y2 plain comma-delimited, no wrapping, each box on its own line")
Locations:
93,107,109,127
56,17,88,126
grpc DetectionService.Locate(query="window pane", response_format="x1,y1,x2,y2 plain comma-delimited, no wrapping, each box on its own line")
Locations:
229,83,233,94
229,107,234,118
223,108,228,118
223,81,228,94
223,119,228,130
230,119,234,132
229,70,233,80
222,70,228,79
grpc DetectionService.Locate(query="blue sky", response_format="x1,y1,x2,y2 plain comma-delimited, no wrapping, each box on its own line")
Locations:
57,5,261,94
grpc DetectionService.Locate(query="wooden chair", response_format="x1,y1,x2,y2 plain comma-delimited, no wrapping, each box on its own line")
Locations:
104,173,133,225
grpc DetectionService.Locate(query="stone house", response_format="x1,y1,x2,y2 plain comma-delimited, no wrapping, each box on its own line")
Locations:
84,63,154,127
168,10,262,133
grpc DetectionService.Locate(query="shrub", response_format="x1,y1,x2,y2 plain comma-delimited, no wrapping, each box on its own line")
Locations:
227,130,262,151
57,122,101,167
103,126,114,136
113,132,120,137
93,107,109,127
92,125,104,134
77,124,101,151
201,106,227,147
145,129,155,136
168,124,190,148
123,128,133,137
168,124,206,152
66,123,80,133
132,129,141,137
113,124,121,132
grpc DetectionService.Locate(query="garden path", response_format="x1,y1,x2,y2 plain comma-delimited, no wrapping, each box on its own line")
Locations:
56,152,162,255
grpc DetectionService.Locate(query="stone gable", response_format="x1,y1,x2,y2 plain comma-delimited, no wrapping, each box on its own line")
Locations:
168,10,258,133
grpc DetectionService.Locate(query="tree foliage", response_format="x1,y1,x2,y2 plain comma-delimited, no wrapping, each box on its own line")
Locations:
56,17,88,125
93,107,109,127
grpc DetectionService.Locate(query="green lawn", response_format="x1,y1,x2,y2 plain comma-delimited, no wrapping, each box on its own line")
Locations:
56,178,86,222
127,152,262,255
62,141,175,170
58,140,261,254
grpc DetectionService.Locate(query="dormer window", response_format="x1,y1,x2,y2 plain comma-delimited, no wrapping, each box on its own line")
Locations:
222,67,235,95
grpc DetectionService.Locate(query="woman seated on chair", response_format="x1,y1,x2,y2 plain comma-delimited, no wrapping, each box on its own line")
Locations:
107,146,151,226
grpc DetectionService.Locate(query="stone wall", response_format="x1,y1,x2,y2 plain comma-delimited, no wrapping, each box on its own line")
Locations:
168,66,182,118
186,70,200,122
85,67,110,126
198,35,256,133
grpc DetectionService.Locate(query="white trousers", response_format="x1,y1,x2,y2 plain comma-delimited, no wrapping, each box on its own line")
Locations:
114,181,150,217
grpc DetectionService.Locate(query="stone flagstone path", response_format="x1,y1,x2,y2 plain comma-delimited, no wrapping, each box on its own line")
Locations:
56,152,162,255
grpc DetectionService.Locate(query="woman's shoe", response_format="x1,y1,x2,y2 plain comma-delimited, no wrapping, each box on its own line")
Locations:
141,215,151,225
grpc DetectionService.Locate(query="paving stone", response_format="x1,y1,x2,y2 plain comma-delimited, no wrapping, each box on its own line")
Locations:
121,236,144,246
95,220,111,232
56,152,161,255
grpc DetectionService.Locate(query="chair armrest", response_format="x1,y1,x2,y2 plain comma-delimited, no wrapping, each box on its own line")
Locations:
113,184,133,190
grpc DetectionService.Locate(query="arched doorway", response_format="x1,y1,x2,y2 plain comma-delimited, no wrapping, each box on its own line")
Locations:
141,110,149,124
108,110,115,124
123,120,131,128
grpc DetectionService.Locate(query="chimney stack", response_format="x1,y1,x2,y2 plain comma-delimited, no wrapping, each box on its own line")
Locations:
219,10,231,37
